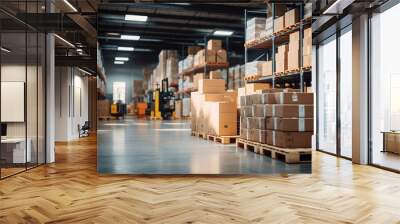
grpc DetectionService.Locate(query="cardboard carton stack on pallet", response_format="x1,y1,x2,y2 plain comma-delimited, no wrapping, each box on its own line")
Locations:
245,61,273,79
180,40,228,73
240,89,314,148
303,27,312,68
246,17,274,43
191,78,237,136
288,31,300,71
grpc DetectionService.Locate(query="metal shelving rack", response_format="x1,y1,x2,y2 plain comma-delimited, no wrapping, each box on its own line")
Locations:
244,2,312,92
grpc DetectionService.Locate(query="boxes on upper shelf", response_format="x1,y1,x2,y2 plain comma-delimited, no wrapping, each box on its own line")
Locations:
246,17,268,42
216,49,227,64
207,39,222,51
261,61,273,77
274,16,285,32
267,4,286,17
244,60,266,78
304,3,312,19
210,71,221,79
276,44,288,73
284,8,299,28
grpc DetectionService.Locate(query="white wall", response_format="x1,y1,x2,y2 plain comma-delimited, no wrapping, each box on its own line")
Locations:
55,66,89,141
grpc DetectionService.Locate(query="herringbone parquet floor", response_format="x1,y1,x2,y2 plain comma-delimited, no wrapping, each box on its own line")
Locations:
1,135,400,224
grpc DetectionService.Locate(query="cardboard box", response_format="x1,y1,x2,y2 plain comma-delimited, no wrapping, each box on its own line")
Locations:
216,49,227,63
250,94,262,104
245,83,271,94
274,92,314,104
238,87,246,108
303,54,312,67
266,117,313,131
258,129,268,144
197,49,216,65
253,104,266,117
255,117,267,130
198,79,225,94
265,104,314,118
261,61,273,77
276,51,288,73
288,50,299,70
240,128,248,140
207,39,222,51
261,93,276,104
207,102,237,136
193,73,204,90
267,130,313,148
242,106,254,117
284,8,299,28
210,71,221,79
289,31,300,51
202,92,237,106
274,16,285,32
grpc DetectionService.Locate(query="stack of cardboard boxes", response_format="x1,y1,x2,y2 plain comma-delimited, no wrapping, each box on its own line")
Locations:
152,50,178,85
276,44,288,73
245,61,273,78
240,89,314,148
191,78,238,136
303,27,312,68
284,8,299,28
288,31,300,71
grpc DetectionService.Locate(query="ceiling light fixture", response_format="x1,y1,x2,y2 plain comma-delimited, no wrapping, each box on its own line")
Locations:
125,14,148,22
114,61,125,65
121,35,140,40
1,47,11,53
115,57,129,61
213,30,234,36
54,34,75,48
63,0,78,12
118,47,134,51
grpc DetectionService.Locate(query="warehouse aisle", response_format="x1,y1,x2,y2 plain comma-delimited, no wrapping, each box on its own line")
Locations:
97,119,311,174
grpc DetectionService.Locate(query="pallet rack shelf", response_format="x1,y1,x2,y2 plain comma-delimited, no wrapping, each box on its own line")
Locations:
244,3,312,91
178,62,229,77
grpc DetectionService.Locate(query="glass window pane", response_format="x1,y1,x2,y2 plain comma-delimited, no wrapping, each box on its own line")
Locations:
318,35,337,154
340,27,352,158
371,3,400,171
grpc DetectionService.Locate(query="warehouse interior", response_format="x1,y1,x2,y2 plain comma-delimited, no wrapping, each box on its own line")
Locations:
1,0,400,222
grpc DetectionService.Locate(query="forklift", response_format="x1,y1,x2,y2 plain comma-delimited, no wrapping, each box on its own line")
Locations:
150,78,175,120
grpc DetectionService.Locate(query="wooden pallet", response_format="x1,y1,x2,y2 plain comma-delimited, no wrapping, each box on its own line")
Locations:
301,66,312,72
244,75,261,81
236,138,312,164
285,68,301,74
191,131,207,139
274,71,285,76
207,135,239,144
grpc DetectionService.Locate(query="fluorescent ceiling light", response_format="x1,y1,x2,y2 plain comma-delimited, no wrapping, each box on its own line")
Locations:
125,14,148,22
63,0,78,12
213,30,233,36
1,47,11,53
115,57,129,61
54,34,75,48
121,35,140,40
114,61,125,65
118,47,134,51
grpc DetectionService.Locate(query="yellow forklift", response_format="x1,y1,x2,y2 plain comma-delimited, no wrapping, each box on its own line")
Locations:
150,78,175,120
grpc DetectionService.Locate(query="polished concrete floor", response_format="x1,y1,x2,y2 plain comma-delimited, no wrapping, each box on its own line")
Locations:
97,118,311,174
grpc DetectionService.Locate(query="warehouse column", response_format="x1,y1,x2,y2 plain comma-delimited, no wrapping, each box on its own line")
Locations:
352,14,369,164
46,0,55,163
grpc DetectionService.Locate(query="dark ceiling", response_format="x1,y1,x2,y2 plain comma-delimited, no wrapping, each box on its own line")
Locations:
98,2,268,65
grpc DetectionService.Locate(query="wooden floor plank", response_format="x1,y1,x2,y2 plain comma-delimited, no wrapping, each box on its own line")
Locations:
0,135,399,223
